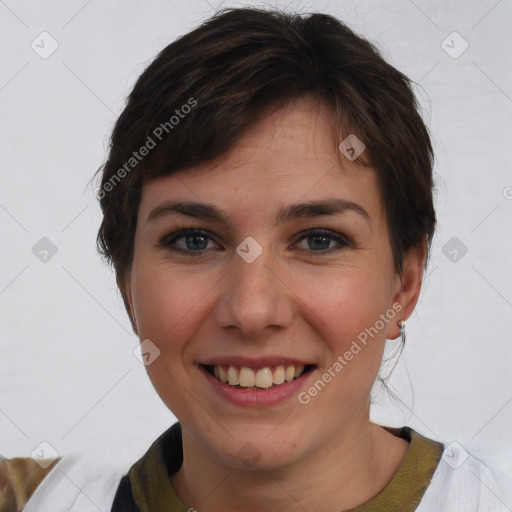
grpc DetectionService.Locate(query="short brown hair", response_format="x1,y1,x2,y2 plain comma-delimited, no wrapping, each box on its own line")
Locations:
94,7,436,299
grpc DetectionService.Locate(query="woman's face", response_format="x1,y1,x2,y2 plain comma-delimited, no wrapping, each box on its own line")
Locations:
126,97,419,469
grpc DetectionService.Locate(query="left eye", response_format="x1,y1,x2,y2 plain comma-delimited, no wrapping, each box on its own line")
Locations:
295,229,350,253
158,228,350,256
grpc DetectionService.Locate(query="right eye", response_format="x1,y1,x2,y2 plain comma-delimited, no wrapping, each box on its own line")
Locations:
158,227,221,256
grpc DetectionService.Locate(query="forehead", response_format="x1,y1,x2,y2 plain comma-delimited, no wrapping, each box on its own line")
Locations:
138,97,384,227
189,96,347,176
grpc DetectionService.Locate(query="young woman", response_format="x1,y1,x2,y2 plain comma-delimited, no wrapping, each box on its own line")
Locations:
92,7,512,511
17,6,510,512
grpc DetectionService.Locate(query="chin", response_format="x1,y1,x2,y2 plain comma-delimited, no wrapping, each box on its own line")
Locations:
207,425,307,470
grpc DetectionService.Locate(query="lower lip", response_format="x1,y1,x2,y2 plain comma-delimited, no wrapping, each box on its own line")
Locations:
199,366,315,407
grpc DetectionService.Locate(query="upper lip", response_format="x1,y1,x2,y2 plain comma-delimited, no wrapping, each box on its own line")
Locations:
199,356,315,368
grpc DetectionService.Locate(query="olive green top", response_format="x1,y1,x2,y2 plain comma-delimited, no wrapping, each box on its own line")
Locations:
127,422,444,512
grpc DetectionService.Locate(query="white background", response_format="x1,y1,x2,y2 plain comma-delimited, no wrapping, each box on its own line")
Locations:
1,0,511,477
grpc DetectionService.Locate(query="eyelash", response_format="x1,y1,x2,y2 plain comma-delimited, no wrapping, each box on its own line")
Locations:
157,225,352,257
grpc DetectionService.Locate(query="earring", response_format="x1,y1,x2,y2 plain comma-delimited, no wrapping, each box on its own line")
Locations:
397,320,406,346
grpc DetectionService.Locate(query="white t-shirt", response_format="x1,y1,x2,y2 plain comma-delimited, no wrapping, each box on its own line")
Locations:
417,441,512,511
23,442,512,511
22,454,124,512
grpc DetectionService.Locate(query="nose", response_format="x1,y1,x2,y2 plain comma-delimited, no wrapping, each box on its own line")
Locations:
214,244,295,339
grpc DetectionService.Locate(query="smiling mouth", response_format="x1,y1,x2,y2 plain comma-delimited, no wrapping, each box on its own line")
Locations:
200,363,316,390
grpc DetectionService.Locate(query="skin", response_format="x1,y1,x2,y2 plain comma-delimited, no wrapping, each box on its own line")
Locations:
122,96,427,511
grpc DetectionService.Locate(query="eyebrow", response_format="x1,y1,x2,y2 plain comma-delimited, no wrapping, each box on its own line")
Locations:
146,198,370,228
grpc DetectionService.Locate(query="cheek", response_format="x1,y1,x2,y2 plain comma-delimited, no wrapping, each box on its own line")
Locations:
302,269,392,343
130,262,210,348
129,263,211,416
299,269,392,400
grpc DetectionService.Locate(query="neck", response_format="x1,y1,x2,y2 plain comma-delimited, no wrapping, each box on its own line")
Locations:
171,410,409,512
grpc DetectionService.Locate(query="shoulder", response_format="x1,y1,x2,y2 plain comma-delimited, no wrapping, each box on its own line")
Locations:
417,441,512,511
23,423,182,511
22,454,128,512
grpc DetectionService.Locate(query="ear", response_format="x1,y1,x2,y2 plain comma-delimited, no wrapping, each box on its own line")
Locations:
117,271,139,336
388,238,427,340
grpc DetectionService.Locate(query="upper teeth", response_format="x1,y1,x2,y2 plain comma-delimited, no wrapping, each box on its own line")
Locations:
212,364,306,389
